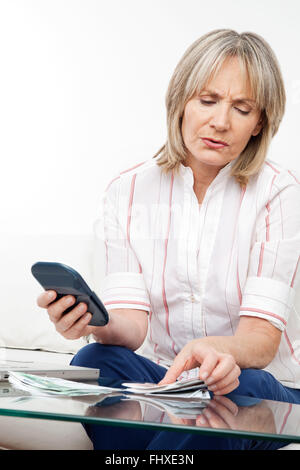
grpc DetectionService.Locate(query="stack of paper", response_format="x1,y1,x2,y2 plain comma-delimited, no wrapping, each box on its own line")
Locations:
8,372,210,404
125,394,208,418
122,378,210,400
122,378,210,418
8,371,123,397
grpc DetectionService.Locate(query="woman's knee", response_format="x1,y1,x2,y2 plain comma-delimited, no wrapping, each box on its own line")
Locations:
233,368,277,400
70,342,132,369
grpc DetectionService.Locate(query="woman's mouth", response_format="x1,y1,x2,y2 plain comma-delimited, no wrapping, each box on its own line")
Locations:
201,138,228,149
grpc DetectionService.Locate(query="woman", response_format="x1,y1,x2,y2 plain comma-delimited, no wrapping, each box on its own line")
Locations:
37,29,300,450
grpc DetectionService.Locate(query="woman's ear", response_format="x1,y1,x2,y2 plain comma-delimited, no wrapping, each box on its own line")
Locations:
252,113,264,137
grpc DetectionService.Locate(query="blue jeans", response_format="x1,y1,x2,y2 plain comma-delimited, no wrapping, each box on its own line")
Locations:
71,343,300,450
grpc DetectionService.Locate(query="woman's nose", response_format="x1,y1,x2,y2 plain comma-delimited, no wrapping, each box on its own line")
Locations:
209,105,231,131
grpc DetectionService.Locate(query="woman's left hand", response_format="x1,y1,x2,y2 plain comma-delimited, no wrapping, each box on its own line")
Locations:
158,339,241,395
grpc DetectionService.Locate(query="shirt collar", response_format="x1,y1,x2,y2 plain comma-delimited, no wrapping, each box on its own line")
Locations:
178,160,235,187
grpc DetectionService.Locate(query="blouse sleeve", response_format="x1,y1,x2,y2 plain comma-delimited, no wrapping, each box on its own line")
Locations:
95,178,151,313
239,174,300,331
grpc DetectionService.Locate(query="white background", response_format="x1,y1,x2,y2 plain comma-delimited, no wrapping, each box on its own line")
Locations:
0,0,300,237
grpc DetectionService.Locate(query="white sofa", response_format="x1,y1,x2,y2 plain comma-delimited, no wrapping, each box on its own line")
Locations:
0,348,93,450
0,233,298,450
0,233,102,450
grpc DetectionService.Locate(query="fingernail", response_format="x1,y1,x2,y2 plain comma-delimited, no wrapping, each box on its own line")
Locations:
200,372,208,380
204,409,212,419
208,385,216,391
198,416,206,425
205,377,214,385
214,395,222,401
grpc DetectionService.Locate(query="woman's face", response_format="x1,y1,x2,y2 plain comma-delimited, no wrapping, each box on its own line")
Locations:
181,56,263,172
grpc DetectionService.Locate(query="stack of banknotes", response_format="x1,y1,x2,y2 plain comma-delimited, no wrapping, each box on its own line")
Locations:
8,372,210,401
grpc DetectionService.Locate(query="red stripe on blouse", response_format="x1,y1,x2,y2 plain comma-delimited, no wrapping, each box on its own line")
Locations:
149,173,162,359
256,173,277,276
265,175,276,242
120,161,147,175
127,174,142,274
257,242,264,277
236,265,242,305
284,330,300,366
104,160,147,192
265,161,280,174
279,403,292,434
104,176,120,192
104,300,151,308
127,174,136,244
288,170,300,185
236,186,246,305
265,213,270,242
162,172,175,341
240,307,287,326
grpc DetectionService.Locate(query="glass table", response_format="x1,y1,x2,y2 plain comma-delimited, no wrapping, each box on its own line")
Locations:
0,377,300,445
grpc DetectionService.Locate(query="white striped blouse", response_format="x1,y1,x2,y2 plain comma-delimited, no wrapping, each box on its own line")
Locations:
97,155,300,388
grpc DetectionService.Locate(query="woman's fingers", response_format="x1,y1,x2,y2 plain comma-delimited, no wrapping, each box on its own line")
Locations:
36,290,92,340
196,396,240,429
37,290,57,308
158,355,192,384
204,354,239,385
55,302,88,333
212,395,239,416
206,364,241,394
159,342,240,389
159,342,220,384
213,378,240,396
196,408,229,429
201,407,230,429
197,349,220,381
62,312,93,340
47,295,76,323
196,413,210,427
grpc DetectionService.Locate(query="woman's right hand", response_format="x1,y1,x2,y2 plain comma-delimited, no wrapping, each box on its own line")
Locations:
37,290,148,349
37,290,97,340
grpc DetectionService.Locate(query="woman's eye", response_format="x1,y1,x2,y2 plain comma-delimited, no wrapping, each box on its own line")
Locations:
200,99,216,105
200,99,251,115
235,108,250,115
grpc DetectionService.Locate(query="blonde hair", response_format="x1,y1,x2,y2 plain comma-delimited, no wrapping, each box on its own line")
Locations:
154,29,286,186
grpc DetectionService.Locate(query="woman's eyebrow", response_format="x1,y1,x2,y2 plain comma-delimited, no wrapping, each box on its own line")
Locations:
200,89,256,105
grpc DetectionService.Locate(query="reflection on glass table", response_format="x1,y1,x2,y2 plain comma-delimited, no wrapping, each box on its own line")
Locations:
0,377,299,444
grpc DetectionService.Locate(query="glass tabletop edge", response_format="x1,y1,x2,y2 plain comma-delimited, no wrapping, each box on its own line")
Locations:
0,407,298,444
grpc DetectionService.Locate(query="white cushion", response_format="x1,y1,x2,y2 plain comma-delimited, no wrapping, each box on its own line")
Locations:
0,234,102,354
0,347,74,364
0,348,93,449
0,416,93,450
